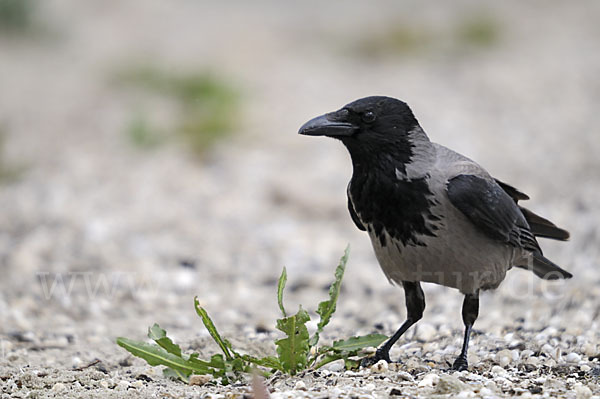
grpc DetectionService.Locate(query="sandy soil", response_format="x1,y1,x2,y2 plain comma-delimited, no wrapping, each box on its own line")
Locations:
1,1,600,398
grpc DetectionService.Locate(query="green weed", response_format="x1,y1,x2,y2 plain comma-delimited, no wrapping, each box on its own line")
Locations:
115,66,240,156
352,14,500,59
0,0,37,34
456,15,499,48
117,246,387,384
0,130,24,182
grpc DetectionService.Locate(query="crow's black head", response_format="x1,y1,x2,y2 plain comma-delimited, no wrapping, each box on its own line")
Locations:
298,96,419,145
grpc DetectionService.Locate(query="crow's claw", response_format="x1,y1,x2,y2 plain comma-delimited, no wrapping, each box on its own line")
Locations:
360,348,393,368
451,356,468,371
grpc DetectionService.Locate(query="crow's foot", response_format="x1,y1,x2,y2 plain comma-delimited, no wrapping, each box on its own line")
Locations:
360,348,393,368
451,356,468,371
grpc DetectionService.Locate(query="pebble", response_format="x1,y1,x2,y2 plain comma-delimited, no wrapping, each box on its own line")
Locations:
370,360,388,373
294,380,306,390
566,353,582,363
324,360,344,372
51,382,66,392
71,356,83,368
396,371,414,382
496,349,513,367
189,375,212,386
434,375,467,394
418,373,439,387
491,365,509,378
525,356,540,366
131,380,144,389
574,383,592,399
484,381,498,392
417,323,437,341
116,380,130,391
582,343,597,356
363,383,376,391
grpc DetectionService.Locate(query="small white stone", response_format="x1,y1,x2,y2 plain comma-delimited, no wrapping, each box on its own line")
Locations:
434,375,467,394
566,353,582,363
370,359,388,373
417,323,437,341
294,380,307,390
581,365,591,372
574,383,592,399
71,356,82,368
423,342,438,353
51,382,66,392
520,350,534,359
330,387,343,397
363,383,376,391
99,380,110,389
479,387,494,396
542,326,558,336
582,343,597,356
491,365,509,378
396,371,414,382
324,359,344,372
485,380,498,391
526,356,540,366
116,380,130,391
131,380,144,389
541,344,555,354
418,372,439,387
510,350,520,361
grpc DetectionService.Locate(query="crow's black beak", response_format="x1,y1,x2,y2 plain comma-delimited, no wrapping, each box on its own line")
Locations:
298,113,357,137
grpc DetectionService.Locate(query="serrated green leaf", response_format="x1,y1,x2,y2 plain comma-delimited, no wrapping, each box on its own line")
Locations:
275,306,311,374
148,323,182,357
310,245,350,347
116,337,206,376
194,297,233,360
277,267,287,317
332,333,388,353
188,352,224,370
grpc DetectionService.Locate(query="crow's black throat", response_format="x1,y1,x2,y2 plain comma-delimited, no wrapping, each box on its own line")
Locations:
346,139,440,248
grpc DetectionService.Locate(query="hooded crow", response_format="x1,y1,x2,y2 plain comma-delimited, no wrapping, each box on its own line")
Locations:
298,96,571,371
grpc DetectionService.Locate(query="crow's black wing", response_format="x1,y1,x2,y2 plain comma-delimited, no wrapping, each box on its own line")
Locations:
495,178,570,241
447,175,540,253
494,179,530,202
348,196,366,231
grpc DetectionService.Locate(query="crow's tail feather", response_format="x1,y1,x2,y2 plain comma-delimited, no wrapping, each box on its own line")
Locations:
520,207,570,241
529,254,573,280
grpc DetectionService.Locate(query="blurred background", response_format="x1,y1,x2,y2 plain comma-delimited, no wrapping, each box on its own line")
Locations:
0,0,599,379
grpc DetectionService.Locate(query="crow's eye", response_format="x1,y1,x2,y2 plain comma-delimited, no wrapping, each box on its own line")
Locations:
362,111,376,123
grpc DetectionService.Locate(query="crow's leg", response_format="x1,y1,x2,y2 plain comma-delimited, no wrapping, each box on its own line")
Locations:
451,291,479,371
362,281,425,366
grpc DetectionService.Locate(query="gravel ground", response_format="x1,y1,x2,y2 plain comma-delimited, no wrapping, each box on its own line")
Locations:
1,1,600,398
